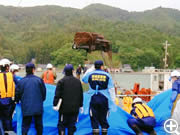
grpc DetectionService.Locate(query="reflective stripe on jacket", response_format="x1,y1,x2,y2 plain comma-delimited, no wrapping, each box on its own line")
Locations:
0,72,15,98
134,103,155,119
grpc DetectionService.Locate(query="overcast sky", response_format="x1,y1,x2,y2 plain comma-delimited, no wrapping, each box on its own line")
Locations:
0,0,179,11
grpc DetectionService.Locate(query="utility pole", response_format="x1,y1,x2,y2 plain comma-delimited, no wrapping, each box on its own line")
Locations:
163,40,171,69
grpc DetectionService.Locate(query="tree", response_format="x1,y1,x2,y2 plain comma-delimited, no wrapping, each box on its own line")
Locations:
51,43,86,67
175,55,180,68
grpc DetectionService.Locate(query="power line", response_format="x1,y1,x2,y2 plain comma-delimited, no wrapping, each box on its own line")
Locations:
17,0,22,7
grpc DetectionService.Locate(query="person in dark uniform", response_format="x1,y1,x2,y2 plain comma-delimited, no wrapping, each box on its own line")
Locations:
127,98,156,135
76,64,82,79
82,60,115,135
0,59,15,135
15,63,46,135
83,64,88,74
53,64,83,135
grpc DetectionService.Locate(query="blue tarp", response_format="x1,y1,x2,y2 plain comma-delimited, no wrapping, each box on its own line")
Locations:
13,84,172,135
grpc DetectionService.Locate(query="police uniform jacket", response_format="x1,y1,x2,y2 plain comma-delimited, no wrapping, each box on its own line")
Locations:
53,75,83,114
82,69,114,90
15,74,46,116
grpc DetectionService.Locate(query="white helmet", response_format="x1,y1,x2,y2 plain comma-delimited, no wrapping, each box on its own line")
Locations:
171,70,180,77
133,97,142,104
10,64,19,72
1,58,12,66
46,63,53,69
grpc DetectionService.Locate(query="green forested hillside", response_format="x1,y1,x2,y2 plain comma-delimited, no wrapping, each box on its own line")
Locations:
0,4,180,69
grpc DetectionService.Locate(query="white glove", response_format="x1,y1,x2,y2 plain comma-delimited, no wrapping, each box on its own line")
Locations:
53,98,62,111
80,107,84,114
53,106,59,111
109,87,116,103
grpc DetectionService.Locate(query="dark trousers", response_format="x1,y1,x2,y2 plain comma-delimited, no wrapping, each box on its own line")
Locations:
0,119,4,135
0,104,13,131
10,102,16,118
22,115,43,135
58,113,78,135
127,117,156,134
89,93,109,130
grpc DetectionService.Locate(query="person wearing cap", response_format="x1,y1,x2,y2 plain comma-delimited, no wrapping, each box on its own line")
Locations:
104,66,109,73
127,98,156,135
15,62,46,135
76,64,82,79
0,58,15,135
53,64,83,135
42,63,57,84
82,60,115,135
83,64,88,74
169,70,180,115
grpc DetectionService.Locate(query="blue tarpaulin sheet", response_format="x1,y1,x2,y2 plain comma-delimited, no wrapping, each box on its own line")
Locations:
13,84,172,135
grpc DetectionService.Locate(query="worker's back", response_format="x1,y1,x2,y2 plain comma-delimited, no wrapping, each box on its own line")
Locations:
16,74,46,116
42,70,55,84
55,75,83,114
133,103,155,119
0,72,15,98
